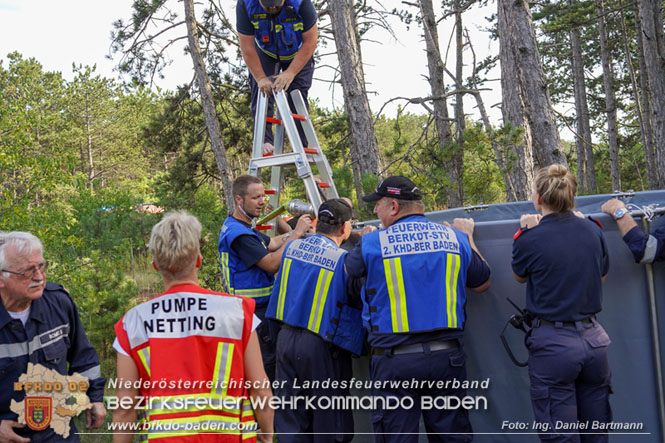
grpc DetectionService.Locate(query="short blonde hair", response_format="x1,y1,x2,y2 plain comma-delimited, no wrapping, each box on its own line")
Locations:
149,211,202,280
534,164,577,213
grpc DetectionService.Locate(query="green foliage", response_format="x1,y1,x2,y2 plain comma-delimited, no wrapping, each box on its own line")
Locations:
156,183,228,290
462,123,506,205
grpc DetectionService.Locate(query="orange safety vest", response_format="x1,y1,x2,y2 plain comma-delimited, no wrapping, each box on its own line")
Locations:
114,284,258,442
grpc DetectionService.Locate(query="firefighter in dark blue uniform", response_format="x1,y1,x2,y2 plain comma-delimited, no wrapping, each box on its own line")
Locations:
218,175,312,380
237,0,318,154
0,232,106,442
513,165,612,443
267,199,365,442
601,198,665,263
345,176,491,443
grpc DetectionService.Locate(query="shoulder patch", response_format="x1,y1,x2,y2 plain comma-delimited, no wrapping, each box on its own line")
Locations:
587,216,603,229
513,227,525,240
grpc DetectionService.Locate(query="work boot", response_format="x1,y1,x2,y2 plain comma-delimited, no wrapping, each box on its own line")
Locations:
262,142,275,155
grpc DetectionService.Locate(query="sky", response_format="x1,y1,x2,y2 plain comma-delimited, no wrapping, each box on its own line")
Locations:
0,0,502,122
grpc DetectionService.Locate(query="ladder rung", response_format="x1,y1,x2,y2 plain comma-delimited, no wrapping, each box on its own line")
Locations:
318,182,331,188
255,225,272,230
262,153,273,157
292,114,306,121
266,117,282,124
265,189,276,194
304,148,318,154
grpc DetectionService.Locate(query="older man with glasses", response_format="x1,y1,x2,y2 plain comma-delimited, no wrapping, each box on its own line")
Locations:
0,231,106,442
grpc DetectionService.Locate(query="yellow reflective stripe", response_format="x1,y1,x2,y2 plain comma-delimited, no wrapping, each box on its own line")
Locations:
255,43,297,61
234,286,273,298
137,347,151,377
147,393,242,416
384,258,409,333
293,23,304,31
251,21,259,29
277,259,292,320
446,254,461,328
211,342,234,397
241,398,257,438
275,24,283,32
241,398,254,418
220,252,234,294
307,269,333,333
145,414,245,438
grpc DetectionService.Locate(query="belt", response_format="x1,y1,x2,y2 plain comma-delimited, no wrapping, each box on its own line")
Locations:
372,340,459,356
535,317,593,327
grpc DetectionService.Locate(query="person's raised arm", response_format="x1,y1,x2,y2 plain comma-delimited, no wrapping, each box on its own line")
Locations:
601,199,638,237
238,33,273,95
449,218,491,293
257,215,313,273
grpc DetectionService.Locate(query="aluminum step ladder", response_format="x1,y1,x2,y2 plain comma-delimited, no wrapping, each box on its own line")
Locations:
248,90,338,231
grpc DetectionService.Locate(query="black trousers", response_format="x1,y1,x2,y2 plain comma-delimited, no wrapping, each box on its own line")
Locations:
274,326,354,443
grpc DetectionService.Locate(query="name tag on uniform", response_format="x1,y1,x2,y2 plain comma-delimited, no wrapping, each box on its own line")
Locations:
379,222,460,258
285,238,345,271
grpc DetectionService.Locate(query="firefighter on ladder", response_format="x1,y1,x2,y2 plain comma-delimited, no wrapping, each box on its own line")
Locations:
236,0,318,155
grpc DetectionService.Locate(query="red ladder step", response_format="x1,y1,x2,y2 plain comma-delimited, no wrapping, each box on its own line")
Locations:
304,148,318,154
255,225,273,231
292,114,306,121
266,117,282,124
265,189,276,195
318,182,331,188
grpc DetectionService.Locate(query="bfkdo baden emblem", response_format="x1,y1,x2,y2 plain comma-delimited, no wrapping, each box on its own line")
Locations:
25,397,52,431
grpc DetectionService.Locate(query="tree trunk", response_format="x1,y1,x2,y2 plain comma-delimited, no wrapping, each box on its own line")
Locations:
597,0,621,191
329,0,381,206
636,0,665,187
497,0,535,200
621,0,657,189
85,92,95,188
570,23,588,193
418,0,459,207
183,0,234,210
568,1,596,193
451,1,465,207
504,0,567,168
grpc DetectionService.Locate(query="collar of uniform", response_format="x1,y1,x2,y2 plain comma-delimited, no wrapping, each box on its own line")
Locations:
26,295,47,324
313,233,338,248
0,294,46,329
0,304,12,329
232,216,253,229
538,211,575,225
391,213,426,226
161,283,205,296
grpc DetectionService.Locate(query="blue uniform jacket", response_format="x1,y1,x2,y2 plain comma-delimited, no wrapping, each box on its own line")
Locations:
360,215,473,339
0,283,105,441
266,235,365,355
243,0,305,61
218,216,275,304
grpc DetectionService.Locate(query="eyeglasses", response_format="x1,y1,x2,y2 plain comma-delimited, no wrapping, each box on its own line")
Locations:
2,262,48,279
